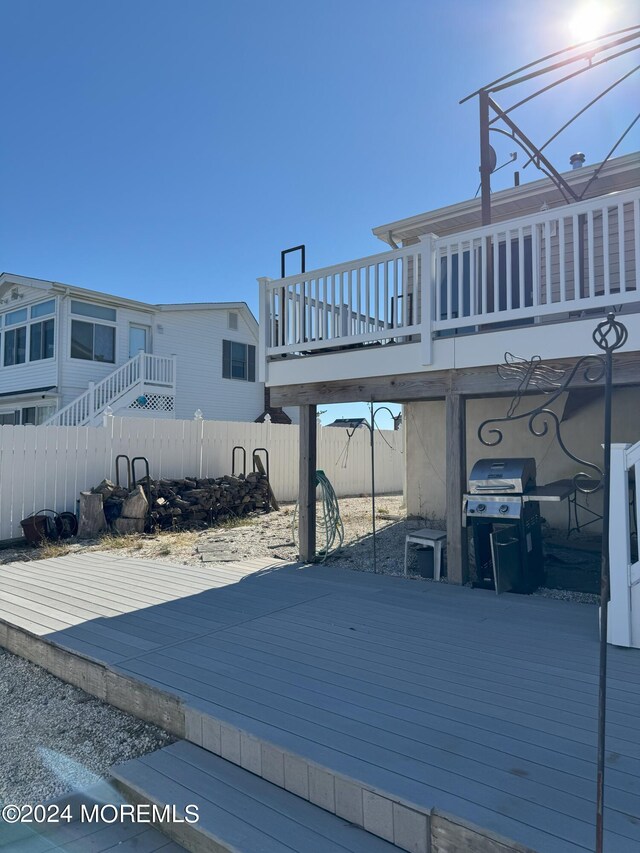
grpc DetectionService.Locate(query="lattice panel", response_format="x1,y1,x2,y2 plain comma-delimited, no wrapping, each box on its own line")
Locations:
128,394,175,412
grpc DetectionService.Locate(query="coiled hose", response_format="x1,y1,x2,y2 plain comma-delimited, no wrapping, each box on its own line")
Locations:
292,469,344,562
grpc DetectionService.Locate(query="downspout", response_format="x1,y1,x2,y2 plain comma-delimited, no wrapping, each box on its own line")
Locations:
55,289,69,410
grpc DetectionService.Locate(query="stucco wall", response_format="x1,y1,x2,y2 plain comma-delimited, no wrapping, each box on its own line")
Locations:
405,387,640,531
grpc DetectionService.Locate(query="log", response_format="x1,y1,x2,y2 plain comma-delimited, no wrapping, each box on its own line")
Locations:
78,492,107,538
121,485,149,519
113,517,145,535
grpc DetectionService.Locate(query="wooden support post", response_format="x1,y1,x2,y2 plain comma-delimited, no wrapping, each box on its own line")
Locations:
298,404,317,562
446,393,468,584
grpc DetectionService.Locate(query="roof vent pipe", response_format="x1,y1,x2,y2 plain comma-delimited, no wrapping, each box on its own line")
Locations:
570,152,586,169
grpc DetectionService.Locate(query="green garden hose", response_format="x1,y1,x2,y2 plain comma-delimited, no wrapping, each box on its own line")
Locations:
292,469,344,562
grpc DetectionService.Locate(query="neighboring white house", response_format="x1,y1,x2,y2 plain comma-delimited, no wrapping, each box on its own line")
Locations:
0,273,293,426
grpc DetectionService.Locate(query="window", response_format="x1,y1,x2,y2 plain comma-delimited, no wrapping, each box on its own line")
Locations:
0,299,57,366
20,405,56,426
222,340,255,381
70,300,116,322
129,324,151,357
30,319,55,361
31,300,55,318
5,308,28,326
228,311,238,330
71,320,115,362
0,411,19,425
4,326,27,365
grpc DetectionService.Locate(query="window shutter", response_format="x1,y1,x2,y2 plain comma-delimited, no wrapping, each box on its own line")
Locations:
222,339,231,378
248,345,256,382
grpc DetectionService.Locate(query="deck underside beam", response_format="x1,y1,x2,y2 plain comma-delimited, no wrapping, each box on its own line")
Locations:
269,351,640,407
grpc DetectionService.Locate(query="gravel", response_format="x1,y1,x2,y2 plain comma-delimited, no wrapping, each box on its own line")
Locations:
0,650,174,804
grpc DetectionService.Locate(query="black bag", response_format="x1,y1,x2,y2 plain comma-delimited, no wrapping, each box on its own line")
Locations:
20,509,65,545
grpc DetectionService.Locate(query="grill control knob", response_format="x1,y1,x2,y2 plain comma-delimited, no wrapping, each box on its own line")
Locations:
499,504,509,514
476,503,486,513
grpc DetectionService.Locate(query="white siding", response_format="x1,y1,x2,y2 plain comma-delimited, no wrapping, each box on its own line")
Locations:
58,295,155,405
0,286,59,395
156,307,264,421
0,280,278,425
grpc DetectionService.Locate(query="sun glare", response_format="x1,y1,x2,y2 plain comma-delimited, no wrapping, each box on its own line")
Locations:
568,1,610,44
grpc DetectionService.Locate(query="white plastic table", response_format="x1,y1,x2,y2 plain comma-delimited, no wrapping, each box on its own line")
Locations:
404,527,447,579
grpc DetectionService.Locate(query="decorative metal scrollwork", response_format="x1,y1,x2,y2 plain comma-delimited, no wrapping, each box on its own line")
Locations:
478,313,628,495
592,312,628,354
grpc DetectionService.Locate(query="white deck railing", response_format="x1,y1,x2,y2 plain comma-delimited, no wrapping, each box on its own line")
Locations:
45,352,176,427
434,187,640,330
609,440,640,648
261,243,424,355
260,187,639,367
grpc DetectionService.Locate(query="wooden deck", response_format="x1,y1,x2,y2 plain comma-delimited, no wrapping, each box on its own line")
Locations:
1,553,640,853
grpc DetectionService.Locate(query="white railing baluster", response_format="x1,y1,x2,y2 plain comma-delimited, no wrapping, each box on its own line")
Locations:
544,220,552,304
587,209,595,298
457,242,464,317
618,202,626,293
393,259,398,328
469,241,476,316
635,198,640,293
506,232,512,311
603,206,610,296
532,224,540,307
492,233,499,313
518,227,525,309
383,261,389,329
559,218,566,303
446,246,452,321
572,214,581,300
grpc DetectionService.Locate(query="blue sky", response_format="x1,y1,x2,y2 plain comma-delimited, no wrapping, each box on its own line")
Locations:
1,0,638,427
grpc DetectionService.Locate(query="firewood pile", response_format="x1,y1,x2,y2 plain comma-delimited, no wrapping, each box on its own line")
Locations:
79,472,271,537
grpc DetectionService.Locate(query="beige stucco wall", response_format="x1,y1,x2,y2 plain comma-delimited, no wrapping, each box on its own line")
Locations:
405,387,639,531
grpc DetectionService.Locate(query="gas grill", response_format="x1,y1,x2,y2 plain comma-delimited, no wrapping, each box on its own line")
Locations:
464,458,544,594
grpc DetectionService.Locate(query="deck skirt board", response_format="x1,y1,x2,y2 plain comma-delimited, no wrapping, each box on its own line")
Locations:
1,553,639,853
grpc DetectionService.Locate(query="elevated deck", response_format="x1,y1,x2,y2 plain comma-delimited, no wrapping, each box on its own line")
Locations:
1,554,639,852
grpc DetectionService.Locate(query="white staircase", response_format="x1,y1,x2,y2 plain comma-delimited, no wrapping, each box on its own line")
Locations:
45,352,177,427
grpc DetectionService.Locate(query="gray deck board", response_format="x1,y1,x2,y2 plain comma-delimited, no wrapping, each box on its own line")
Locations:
2,553,640,853
114,655,638,847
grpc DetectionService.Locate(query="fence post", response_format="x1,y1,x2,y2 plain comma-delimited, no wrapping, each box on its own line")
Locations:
257,277,272,383
88,382,95,423
170,354,177,390
419,233,437,365
102,405,114,429
608,442,633,647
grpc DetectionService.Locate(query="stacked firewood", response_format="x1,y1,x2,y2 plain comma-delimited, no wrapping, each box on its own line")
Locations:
148,473,270,528
84,472,271,535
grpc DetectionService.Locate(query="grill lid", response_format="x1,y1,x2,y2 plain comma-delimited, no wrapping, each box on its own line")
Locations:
468,457,536,494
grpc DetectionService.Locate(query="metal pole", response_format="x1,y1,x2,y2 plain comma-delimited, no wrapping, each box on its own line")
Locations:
479,90,492,226
370,402,377,573
595,344,613,853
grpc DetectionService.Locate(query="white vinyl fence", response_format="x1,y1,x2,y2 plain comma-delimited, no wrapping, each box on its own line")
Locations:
0,416,403,542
